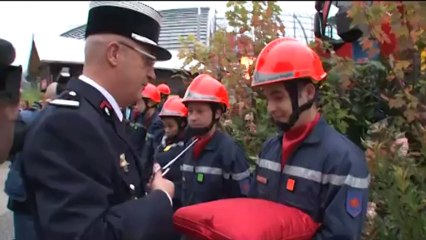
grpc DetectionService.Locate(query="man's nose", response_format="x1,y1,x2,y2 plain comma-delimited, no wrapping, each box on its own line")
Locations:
188,114,198,123
267,101,276,114
147,66,156,82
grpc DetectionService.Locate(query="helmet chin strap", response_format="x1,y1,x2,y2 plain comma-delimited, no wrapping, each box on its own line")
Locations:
274,81,317,132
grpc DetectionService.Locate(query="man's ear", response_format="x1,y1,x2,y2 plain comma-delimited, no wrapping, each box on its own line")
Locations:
301,83,316,103
214,109,222,120
106,42,120,67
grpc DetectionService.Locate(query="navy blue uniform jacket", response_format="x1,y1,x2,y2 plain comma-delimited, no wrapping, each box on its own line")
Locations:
181,131,252,206
249,117,370,240
21,79,174,240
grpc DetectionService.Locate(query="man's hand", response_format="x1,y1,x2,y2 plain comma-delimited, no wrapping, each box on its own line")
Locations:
148,163,175,199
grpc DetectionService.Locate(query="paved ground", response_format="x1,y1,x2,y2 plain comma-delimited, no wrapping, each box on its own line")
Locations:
0,163,14,240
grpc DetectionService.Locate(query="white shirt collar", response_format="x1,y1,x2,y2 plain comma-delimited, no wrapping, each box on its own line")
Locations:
79,75,123,122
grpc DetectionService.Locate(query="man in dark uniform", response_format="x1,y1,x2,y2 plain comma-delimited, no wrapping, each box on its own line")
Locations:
21,2,176,239
0,38,21,163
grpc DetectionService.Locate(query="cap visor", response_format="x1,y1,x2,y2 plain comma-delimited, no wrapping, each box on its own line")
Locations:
140,42,171,61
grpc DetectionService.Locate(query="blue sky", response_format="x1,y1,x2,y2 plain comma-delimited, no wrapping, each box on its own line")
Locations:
0,1,315,71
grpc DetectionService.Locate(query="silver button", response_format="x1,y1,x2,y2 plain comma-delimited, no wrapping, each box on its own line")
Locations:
129,184,135,191
69,91,77,96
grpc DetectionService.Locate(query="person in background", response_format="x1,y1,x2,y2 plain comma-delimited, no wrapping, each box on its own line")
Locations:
41,82,58,108
0,38,22,164
128,83,164,158
154,96,187,240
157,83,171,110
180,74,252,207
20,2,176,239
6,81,61,240
248,37,370,239
154,96,187,210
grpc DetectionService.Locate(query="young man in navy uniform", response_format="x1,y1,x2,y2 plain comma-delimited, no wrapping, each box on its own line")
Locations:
180,74,252,207
0,38,21,164
249,37,370,239
20,2,176,239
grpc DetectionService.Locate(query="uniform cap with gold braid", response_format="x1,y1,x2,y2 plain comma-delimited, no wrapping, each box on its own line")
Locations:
85,1,171,61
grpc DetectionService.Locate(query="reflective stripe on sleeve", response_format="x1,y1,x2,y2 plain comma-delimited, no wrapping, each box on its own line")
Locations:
223,169,251,181
257,158,281,172
181,164,222,175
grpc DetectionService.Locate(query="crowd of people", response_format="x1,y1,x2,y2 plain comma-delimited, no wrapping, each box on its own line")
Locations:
0,1,370,240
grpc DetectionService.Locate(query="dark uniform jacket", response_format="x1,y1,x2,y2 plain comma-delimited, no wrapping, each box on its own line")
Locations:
21,78,174,240
249,117,370,240
128,110,164,158
154,135,186,210
181,130,252,206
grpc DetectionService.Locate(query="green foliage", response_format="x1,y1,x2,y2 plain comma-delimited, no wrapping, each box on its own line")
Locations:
326,2,426,239
21,87,42,104
178,1,284,161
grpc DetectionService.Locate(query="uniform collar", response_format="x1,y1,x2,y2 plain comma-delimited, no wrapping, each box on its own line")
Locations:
277,116,327,145
203,130,223,151
297,116,327,144
79,75,123,122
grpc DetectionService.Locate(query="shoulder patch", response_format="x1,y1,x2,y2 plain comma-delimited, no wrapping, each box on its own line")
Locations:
49,99,80,108
346,189,363,218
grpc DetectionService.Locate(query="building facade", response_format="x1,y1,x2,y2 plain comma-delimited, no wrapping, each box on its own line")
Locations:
61,7,216,50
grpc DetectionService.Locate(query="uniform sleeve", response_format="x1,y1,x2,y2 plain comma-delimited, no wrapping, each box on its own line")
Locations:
223,141,252,197
147,116,164,150
140,117,164,185
314,152,370,240
140,136,155,186
247,156,260,198
22,111,174,240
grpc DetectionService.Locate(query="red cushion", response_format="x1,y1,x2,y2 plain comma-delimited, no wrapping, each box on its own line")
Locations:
173,198,320,240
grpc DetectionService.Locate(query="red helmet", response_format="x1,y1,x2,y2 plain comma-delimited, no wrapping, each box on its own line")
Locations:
159,96,188,118
182,74,230,110
157,83,171,95
141,83,161,103
252,37,327,87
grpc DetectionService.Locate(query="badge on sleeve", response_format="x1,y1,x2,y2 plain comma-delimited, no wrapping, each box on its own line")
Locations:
346,189,363,218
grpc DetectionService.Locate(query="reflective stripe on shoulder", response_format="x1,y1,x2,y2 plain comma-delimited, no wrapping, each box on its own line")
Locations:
49,99,80,108
182,164,251,180
257,158,370,189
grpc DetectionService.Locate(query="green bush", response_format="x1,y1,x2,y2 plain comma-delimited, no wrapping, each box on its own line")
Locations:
21,87,42,105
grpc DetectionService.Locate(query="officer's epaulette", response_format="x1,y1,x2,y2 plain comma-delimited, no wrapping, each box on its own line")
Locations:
49,90,80,108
